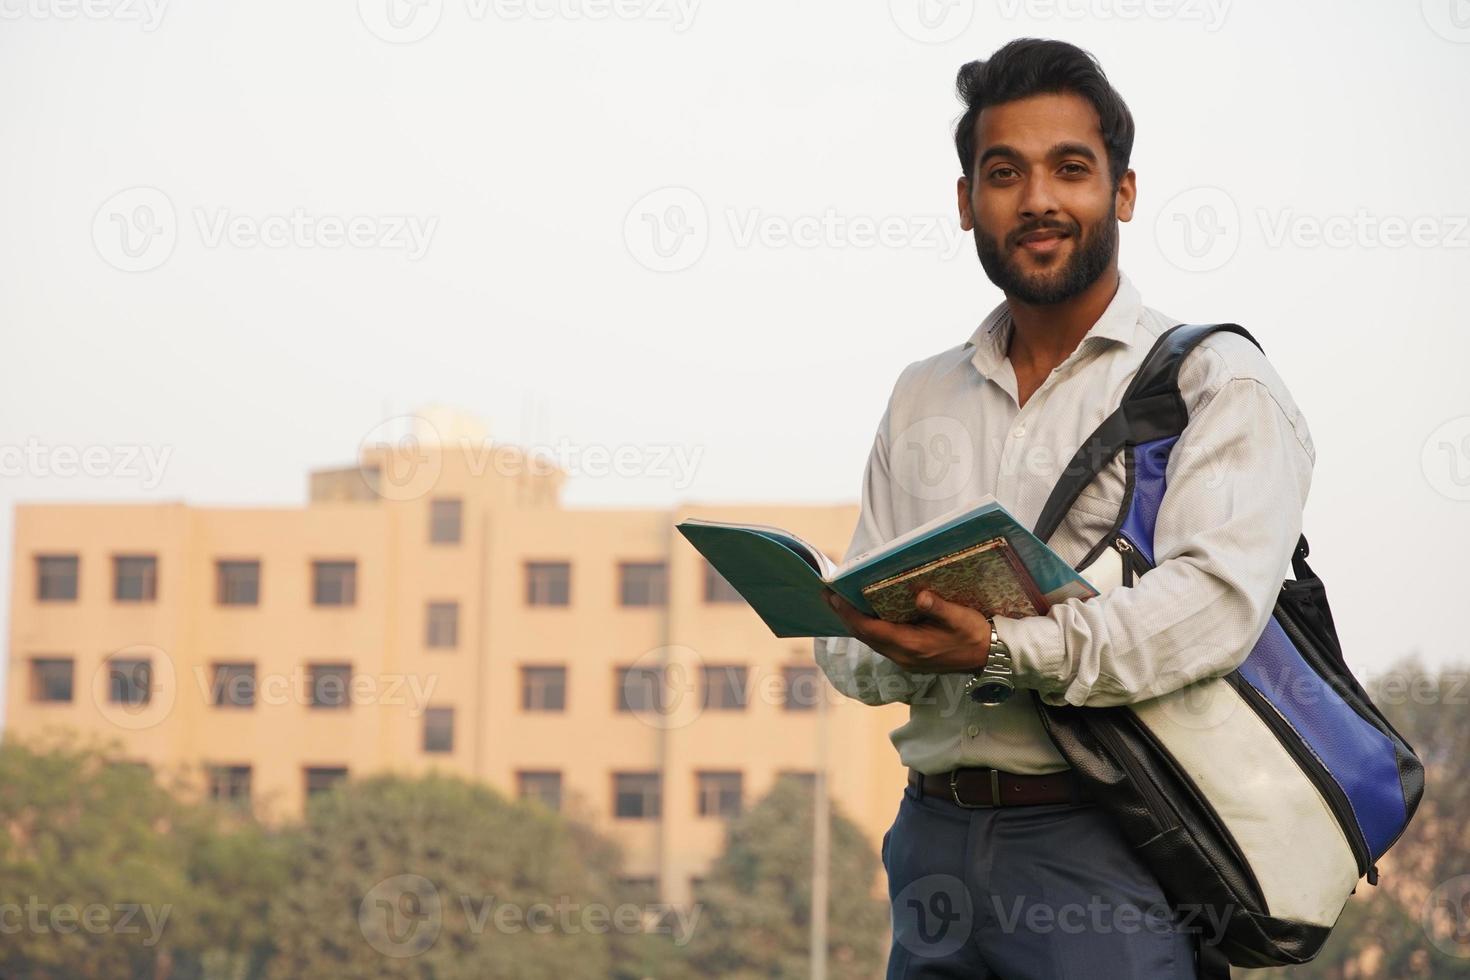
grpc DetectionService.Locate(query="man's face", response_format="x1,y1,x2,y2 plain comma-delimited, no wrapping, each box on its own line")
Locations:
957,91,1135,306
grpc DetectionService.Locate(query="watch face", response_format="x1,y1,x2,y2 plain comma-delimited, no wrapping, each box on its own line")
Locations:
969,678,1015,705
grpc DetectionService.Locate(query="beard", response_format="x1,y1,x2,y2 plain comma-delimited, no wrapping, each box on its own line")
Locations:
973,203,1117,306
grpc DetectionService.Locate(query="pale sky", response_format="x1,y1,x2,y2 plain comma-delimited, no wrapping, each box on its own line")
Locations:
2,0,1468,721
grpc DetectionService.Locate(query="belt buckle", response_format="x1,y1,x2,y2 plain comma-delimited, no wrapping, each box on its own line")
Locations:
949,768,1001,808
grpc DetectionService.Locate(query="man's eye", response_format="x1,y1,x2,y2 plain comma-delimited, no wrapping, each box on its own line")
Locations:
988,167,1018,180
1059,163,1088,176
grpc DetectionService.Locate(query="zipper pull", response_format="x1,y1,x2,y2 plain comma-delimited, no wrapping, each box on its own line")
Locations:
1115,537,1135,587
1367,863,1379,886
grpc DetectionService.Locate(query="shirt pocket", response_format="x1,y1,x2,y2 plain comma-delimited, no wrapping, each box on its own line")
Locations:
1044,449,1128,573
1070,487,1122,521
1063,449,1129,528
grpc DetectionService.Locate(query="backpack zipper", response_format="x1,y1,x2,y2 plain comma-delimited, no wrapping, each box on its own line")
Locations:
1088,716,1179,838
1114,535,1138,586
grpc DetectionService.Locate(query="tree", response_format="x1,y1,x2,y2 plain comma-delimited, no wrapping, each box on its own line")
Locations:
264,772,626,979
172,805,294,979
0,736,290,980
677,774,889,979
0,735,190,979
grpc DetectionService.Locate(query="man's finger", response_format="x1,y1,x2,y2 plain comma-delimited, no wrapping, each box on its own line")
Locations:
824,589,923,654
833,592,961,665
914,589,990,634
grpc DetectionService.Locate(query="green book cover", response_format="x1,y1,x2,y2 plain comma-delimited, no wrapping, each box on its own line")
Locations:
675,495,1098,638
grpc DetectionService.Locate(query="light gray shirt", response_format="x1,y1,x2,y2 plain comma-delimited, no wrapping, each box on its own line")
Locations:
813,271,1316,774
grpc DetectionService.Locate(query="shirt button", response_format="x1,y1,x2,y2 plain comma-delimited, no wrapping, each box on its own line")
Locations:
967,724,980,737
1012,425,1026,438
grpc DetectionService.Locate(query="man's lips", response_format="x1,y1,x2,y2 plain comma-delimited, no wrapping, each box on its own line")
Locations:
1015,229,1070,253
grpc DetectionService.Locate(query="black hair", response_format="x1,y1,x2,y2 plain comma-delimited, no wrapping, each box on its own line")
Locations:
954,39,1135,188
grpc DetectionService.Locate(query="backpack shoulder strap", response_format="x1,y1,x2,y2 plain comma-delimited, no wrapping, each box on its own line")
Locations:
1032,322,1263,543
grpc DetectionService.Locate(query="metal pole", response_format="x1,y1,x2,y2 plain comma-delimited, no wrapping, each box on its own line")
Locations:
810,675,830,980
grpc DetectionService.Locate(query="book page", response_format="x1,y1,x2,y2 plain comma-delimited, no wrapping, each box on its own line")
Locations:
836,494,1000,578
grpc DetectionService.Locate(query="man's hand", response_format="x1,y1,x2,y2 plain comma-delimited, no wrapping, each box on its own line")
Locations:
822,588,992,674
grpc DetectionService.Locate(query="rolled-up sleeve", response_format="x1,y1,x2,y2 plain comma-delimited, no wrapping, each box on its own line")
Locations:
997,376,1315,708
813,397,936,707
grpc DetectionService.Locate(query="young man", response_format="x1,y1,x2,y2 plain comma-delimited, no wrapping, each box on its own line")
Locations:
814,38,1315,979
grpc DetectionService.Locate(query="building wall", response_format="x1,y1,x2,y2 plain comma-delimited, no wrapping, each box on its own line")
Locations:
4,441,910,904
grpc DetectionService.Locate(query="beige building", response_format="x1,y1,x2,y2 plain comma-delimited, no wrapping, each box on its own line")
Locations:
5,416,908,905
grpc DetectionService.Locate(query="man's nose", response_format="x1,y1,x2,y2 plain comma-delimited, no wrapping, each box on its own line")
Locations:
1018,174,1062,222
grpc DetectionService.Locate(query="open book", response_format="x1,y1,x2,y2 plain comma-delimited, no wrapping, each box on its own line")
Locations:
675,495,1098,638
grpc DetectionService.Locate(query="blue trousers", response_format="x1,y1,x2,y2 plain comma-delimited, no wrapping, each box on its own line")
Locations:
881,781,1209,979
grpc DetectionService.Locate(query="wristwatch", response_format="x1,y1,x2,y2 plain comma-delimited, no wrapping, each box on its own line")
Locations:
962,624,1015,706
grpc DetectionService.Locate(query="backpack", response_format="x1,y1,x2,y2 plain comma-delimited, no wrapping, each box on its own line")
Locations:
1029,322,1424,977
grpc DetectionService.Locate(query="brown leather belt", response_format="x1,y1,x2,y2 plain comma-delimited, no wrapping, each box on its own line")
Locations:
908,766,1091,807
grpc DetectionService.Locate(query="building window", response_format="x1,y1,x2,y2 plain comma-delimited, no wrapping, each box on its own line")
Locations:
108,658,152,706
782,665,822,711
423,706,455,753
304,766,348,798
112,555,158,602
35,555,79,602
216,560,260,606
425,601,459,649
210,663,256,708
521,666,567,711
208,765,252,805
613,772,661,819
618,561,667,607
701,665,748,710
312,560,357,606
307,663,352,709
618,876,659,905
30,657,74,703
778,770,817,793
525,561,571,606
517,770,563,812
615,666,665,713
429,498,462,544
702,561,743,604
696,771,743,818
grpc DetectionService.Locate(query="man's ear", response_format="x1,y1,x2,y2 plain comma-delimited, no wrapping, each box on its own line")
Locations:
1115,169,1137,223
956,175,974,231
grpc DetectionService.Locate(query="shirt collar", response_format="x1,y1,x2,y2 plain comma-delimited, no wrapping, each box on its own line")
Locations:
963,270,1143,379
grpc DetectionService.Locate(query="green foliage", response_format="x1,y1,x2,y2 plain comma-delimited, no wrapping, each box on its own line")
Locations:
173,810,294,979
0,735,290,980
264,772,620,980
677,774,889,980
